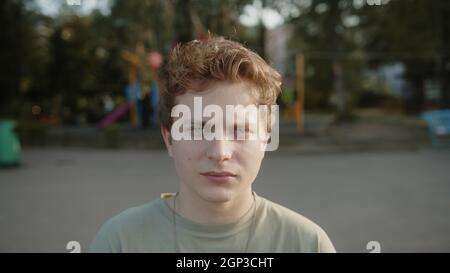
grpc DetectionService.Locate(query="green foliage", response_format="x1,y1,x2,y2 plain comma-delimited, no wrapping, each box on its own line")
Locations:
284,0,449,113
1,0,448,122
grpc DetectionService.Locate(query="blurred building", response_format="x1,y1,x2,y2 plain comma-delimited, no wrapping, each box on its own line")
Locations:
265,24,294,78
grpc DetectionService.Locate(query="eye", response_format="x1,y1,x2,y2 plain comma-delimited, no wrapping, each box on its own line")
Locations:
189,122,205,139
188,121,202,131
233,124,250,140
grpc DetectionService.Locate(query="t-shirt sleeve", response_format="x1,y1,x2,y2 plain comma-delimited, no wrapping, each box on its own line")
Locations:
317,227,336,253
88,219,122,253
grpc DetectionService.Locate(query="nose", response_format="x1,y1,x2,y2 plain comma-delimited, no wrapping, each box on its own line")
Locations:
206,140,233,162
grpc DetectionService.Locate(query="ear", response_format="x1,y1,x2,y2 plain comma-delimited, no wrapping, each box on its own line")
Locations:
160,125,173,157
259,137,268,157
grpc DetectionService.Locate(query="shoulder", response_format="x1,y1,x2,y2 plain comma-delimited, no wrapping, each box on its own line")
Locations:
89,198,163,252
259,196,336,252
261,197,322,234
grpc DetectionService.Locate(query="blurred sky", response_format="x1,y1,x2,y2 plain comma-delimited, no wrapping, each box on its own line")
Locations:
36,0,284,29
36,0,112,16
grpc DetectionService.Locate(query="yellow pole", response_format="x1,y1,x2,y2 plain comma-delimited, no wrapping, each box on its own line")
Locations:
122,51,140,128
295,54,305,132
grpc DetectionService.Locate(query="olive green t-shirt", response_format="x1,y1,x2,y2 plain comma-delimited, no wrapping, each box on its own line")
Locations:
89,193,336,253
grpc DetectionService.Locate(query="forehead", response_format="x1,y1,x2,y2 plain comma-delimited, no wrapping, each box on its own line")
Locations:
175,81,257,107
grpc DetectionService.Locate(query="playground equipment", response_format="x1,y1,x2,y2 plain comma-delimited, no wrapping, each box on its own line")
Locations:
121,49,142,128
97,102,131,129
295,54,305,132
283,54,305,132
96,47,162,129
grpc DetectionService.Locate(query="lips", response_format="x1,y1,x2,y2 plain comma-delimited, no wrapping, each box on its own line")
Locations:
200,171,237,177
200,171,237,183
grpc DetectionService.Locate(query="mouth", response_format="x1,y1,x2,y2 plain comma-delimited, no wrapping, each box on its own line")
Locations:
200,171,237,183
200,171,237,177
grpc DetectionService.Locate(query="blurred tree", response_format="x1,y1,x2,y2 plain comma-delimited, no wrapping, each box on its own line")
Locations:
173,0,197,43
191,0,250,38
284,0,363,120
46,15,106,121
0,0,27,118
109,0,174,53
0,0,54,119
358,0,450,113
278,0,449,116
177,0,254,45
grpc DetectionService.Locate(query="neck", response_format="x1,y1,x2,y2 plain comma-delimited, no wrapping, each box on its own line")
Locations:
172,186,254,225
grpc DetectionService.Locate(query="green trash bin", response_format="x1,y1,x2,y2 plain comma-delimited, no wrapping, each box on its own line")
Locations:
0,120,21,166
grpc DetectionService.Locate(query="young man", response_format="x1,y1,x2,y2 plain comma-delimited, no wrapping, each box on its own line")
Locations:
89,37,335,253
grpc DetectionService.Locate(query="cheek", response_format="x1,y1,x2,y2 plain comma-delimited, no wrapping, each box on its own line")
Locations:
173,141,201,157
172,141,204,168
239,140,266,158
236,144,265,175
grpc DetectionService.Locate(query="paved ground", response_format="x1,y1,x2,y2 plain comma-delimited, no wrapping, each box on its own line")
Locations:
1,147,449,252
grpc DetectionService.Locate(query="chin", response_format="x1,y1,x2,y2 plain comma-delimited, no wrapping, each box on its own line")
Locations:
198,187,235,203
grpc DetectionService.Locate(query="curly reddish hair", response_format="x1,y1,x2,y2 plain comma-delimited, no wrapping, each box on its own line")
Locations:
158,36,282,130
